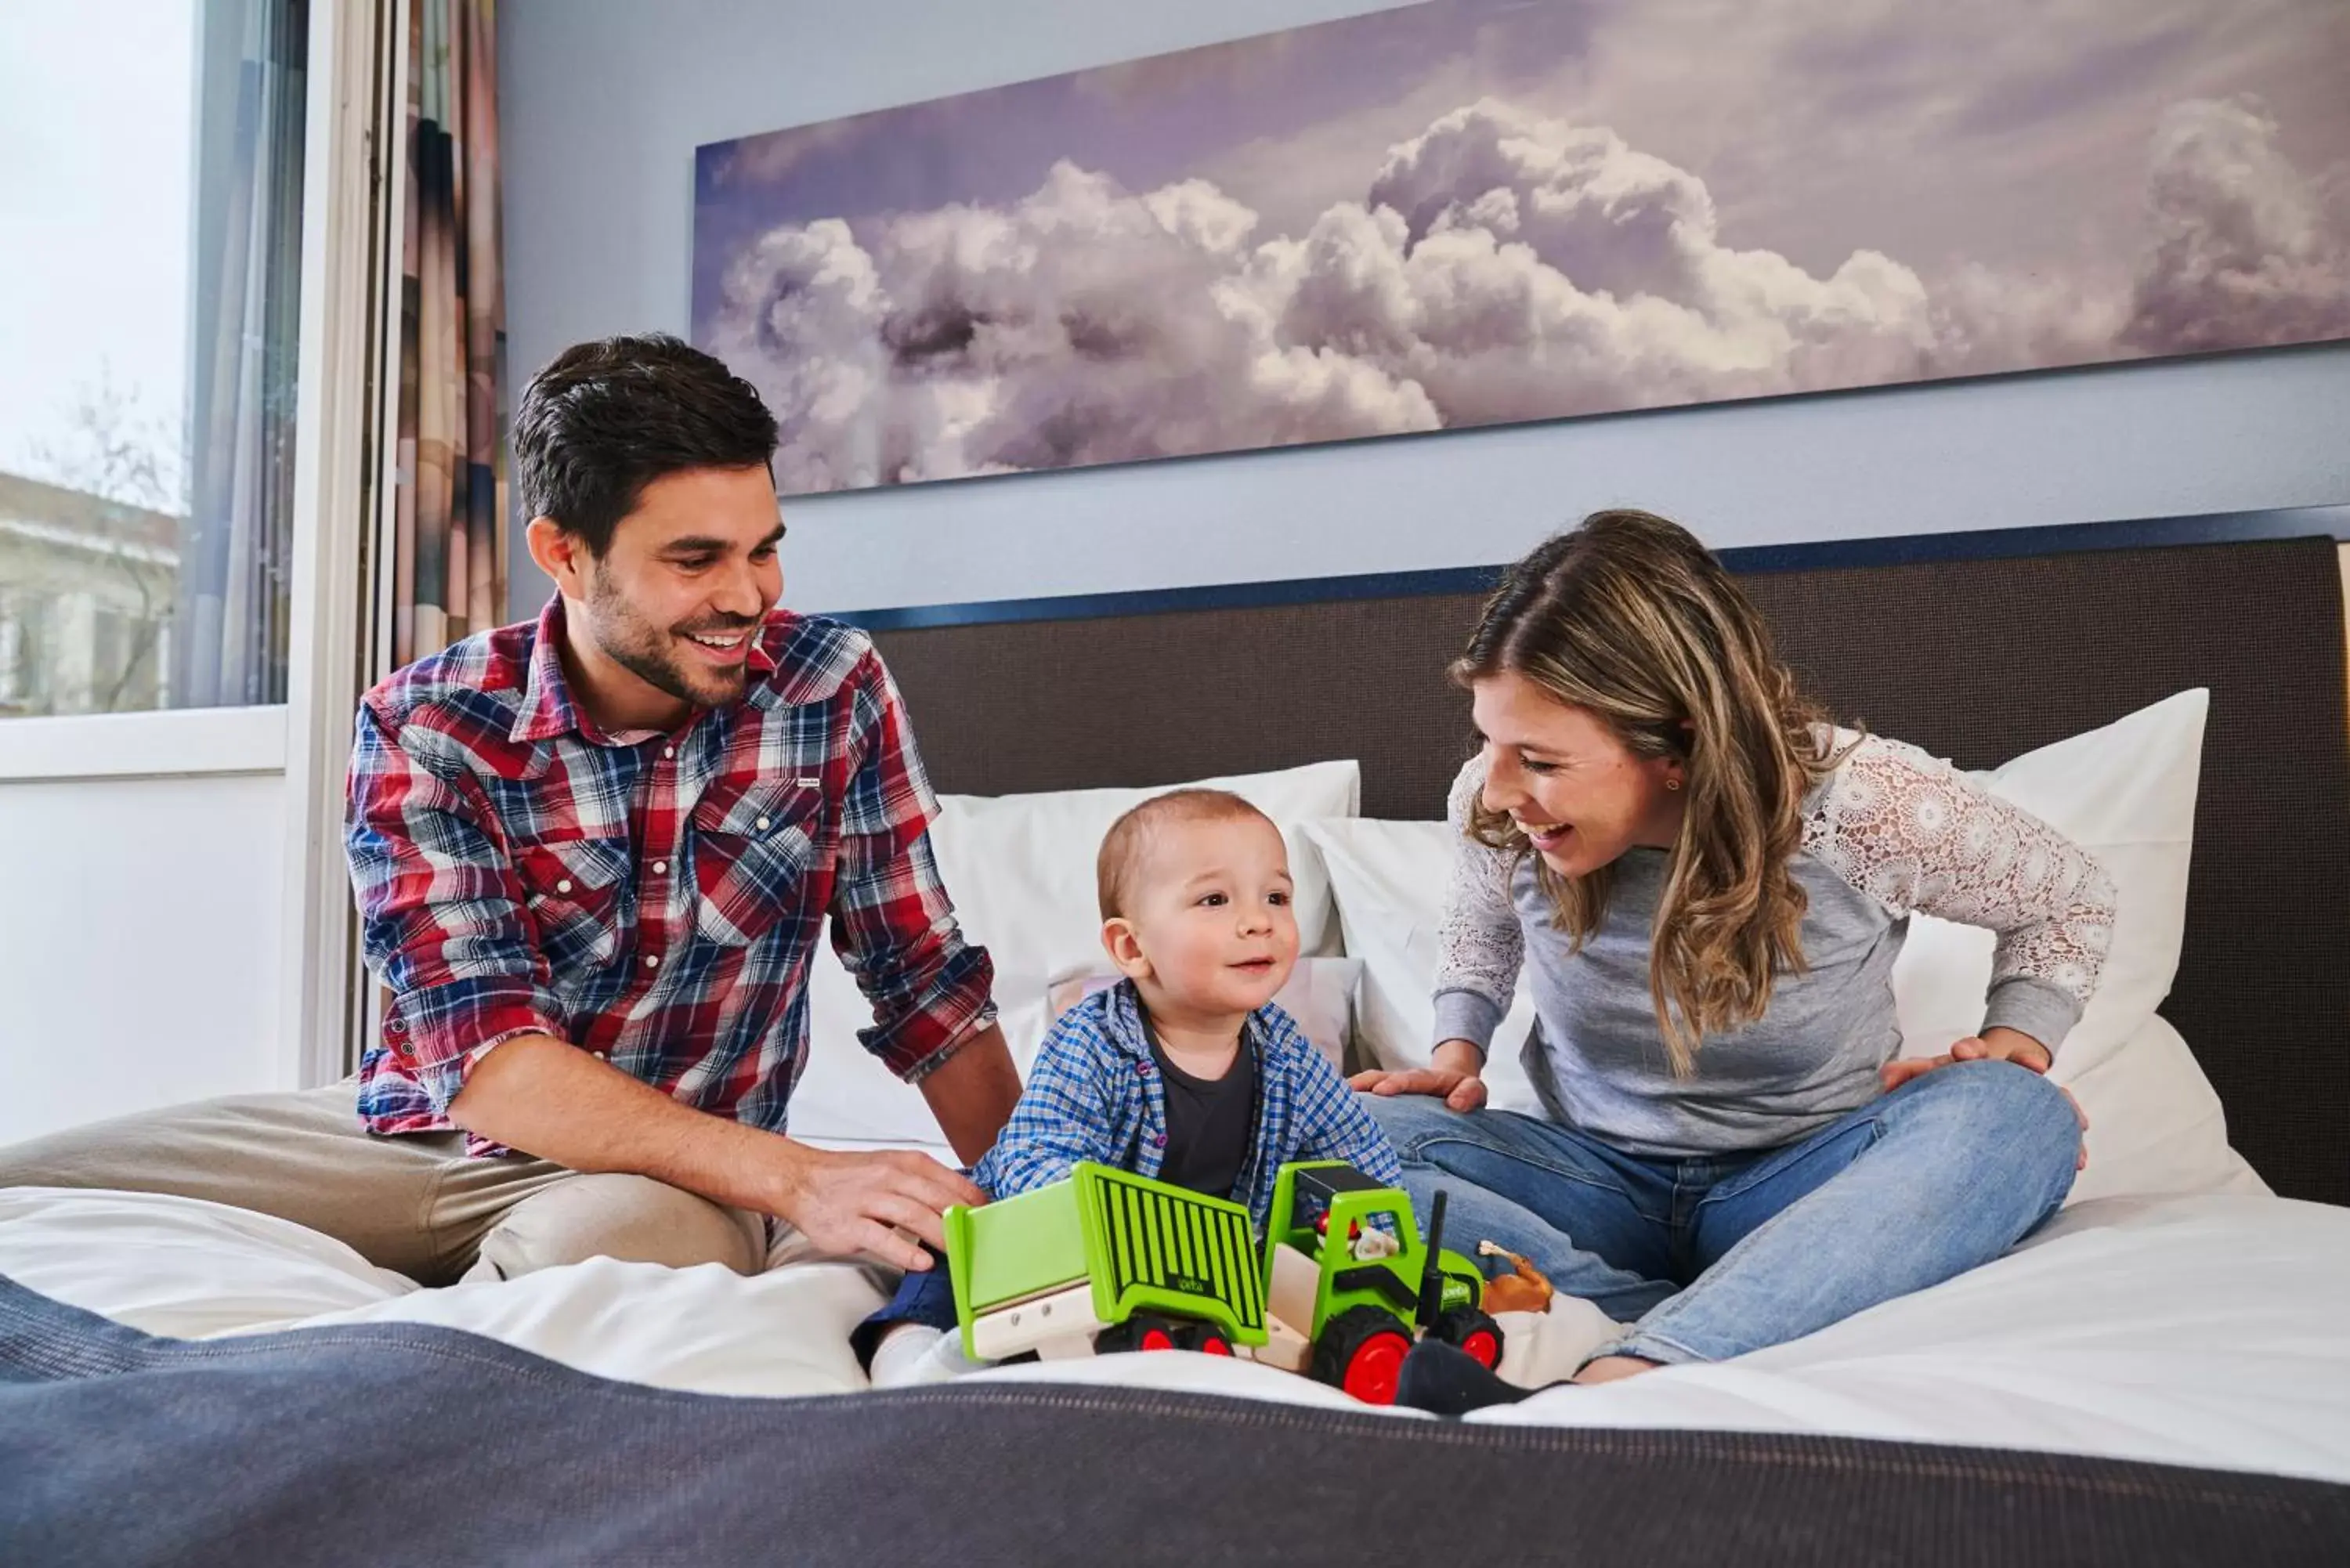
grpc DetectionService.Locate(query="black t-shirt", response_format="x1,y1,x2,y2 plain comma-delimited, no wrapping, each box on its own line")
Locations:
1148,1032,1259,1204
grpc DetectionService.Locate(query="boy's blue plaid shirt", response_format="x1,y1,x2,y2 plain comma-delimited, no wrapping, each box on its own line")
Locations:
972,978,1401,1223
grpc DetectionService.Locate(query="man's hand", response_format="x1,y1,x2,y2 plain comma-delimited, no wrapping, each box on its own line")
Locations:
1881,1028,2088,1170
450,1036,992,1260
765,1144,985,1271
1350,1039,1488,1112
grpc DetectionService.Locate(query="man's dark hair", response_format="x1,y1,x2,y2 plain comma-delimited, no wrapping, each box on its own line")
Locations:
513,334,780,556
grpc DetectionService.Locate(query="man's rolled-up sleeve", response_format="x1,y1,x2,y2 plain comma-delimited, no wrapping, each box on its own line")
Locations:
345,704,565,1115
828,653,996,1082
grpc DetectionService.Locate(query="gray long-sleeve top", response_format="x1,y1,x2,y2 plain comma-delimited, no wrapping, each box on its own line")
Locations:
1433,732,2118,1158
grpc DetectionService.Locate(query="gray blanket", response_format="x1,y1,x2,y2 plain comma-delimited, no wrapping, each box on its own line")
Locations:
4,1274,2344,1566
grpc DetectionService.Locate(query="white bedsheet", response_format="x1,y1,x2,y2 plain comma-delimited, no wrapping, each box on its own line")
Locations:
4,1186,2345,1484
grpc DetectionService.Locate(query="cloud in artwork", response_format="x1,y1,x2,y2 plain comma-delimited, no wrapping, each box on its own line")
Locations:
2120,96,2350,353
705,161,1441,490
1276,99,1940,427
705,93,2348,492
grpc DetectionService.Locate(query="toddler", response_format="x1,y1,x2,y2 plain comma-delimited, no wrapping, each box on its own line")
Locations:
858,788,1401,1384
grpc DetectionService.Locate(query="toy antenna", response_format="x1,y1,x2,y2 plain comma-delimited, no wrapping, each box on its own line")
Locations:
1415,1189,1450,1329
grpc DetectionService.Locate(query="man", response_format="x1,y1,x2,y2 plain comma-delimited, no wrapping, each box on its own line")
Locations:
0,334,1021,1284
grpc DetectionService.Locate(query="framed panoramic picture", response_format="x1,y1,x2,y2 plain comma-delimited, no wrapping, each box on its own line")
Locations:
692,0,2350,495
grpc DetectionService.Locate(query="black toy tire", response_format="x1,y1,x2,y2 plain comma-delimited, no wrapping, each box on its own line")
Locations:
1095,1314,1183,1355
1175,1322,1235,1357
1430,1304,1506,1368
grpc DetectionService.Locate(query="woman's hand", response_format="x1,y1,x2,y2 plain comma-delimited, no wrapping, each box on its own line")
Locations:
1350,1039,1489,1111
1882,1028,2088,1169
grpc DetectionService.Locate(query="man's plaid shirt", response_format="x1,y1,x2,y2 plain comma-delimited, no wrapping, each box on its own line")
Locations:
345,597,995,1151
971,979,1400,1224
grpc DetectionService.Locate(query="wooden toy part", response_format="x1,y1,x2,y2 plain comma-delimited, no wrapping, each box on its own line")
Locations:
1246,1315,1314,1374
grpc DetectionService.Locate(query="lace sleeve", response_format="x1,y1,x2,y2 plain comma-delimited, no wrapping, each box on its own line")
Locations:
1431,753,1525,1058
1804,733,2118,1053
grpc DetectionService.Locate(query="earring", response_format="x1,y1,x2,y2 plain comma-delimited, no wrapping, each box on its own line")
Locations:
1665,778,1683,791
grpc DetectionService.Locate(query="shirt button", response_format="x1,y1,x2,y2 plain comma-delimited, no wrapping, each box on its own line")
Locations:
643,954,660,970
754,815,771,832
1152,1133,1167,1147
663,746,675,760
555,880,573,894
652,860,667,875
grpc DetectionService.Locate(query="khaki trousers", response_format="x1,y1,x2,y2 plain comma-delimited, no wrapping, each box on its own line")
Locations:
0,1081,768,1287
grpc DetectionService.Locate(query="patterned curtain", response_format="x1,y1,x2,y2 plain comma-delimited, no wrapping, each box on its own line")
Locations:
392,0,506,669
177,0,309,709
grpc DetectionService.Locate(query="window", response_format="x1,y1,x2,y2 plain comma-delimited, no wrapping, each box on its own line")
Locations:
0,592,53,714
0,0,309,721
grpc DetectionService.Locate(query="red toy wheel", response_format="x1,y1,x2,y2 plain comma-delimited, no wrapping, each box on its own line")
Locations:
1176,1323,1235,1357
1342,1331,1408,1404
1311,1305,1415,1405
1433,1305,1506,1370
1096,1314,1185,1355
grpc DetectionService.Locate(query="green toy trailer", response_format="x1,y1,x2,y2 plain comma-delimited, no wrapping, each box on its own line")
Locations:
941,1159,1503,1404
943,1162,1270,1364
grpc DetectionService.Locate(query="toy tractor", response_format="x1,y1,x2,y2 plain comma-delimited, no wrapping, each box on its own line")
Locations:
940,1158,1502,1405
1260,1161,1500,1403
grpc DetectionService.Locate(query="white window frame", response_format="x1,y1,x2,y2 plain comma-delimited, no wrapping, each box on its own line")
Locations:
278,0,405,1093
0,706,287,780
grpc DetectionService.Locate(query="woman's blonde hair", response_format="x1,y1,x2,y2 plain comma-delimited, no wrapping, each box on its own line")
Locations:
1456,510,1842,1076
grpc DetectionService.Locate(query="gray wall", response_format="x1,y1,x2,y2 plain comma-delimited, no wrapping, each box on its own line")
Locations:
500,0,2350,621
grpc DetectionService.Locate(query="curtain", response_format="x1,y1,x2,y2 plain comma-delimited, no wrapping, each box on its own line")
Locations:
177,0,309,710
392,0,506,670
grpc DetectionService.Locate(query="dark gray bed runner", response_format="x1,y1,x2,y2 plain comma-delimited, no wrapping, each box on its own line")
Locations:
3,1274,2343,1566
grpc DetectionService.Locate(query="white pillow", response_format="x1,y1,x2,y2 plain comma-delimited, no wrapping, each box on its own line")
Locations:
1044,956,1363,1075
1892,691,2202,1060
1307,691,2262,1203
2053,1015,2265,1202
789,760,1361,1149
1889,688,2262,1201
1295,816,1545,1115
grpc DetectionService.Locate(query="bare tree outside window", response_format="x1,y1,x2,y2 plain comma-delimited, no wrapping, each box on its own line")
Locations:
0,378,184,717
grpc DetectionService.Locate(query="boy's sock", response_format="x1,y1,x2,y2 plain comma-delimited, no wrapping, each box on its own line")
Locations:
869,1326,990,1389
1394,1339,1564,1418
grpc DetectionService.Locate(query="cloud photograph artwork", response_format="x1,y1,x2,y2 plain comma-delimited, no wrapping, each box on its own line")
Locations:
690,0,2350,495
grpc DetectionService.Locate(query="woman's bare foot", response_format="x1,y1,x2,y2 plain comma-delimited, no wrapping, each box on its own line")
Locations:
1573,1354,1661,1386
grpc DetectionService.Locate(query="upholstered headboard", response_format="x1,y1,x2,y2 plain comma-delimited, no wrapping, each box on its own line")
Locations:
853,516,2350,1205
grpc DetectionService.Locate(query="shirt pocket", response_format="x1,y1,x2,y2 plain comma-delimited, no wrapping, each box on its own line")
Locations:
691,779,824,947
514,834,634,972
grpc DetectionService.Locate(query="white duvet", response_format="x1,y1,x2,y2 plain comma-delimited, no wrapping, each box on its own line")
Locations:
4,1184,2345,1485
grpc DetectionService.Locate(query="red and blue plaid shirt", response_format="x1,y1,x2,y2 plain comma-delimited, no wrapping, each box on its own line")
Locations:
345,597,996,1152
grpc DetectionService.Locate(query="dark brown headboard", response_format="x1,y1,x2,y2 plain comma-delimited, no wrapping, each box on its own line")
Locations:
860,528,2350,1205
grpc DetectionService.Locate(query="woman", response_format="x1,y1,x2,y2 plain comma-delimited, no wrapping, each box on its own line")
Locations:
1354,510,2109,1395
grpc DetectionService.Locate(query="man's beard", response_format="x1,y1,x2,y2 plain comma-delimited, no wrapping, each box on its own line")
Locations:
587,564,758,711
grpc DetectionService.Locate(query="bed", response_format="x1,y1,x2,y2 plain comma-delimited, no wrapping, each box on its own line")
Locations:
5,510,2349,1565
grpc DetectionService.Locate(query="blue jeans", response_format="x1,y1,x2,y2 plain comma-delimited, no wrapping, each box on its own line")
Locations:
1367,1059,2080,1367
